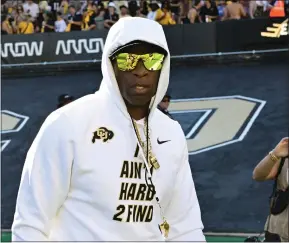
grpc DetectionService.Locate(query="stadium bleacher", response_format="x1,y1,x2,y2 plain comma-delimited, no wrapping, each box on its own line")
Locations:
1,0,288,34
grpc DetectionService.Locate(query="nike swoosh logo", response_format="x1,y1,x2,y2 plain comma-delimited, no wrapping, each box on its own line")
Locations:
157,138,171,145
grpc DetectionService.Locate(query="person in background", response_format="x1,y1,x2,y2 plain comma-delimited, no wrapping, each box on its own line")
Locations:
186,0,203,23
81,0,94,13
82,3,96,30
128,0,139,17
48,0,62,13
119,5,131,18
216,0,227,19
55,11,66,32
135,6,146,17
23,0,39,19
91,3,104,30
199,0,219,22
155,1,176,25
158,93,173,119
103,2,119,29
253,137,289,242
57,94,74,108
1,13,14,34
59,0,69,15
41,11,55,32
170,0,181,23
114,0,129,13
139,0,149,16
66,5,82,31
223,0,246,20
179,0,190,24
147,2,160,20
17,14,34,34
13,4,24,24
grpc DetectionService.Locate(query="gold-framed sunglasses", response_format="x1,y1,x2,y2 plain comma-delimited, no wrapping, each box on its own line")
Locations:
112,53,165,72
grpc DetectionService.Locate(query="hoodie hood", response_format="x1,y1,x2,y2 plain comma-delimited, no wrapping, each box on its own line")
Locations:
99,17,170,121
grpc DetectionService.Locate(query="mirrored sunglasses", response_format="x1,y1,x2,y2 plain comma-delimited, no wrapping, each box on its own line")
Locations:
112,53,165,72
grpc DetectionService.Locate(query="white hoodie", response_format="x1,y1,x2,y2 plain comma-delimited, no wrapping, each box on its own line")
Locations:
12,17,205,241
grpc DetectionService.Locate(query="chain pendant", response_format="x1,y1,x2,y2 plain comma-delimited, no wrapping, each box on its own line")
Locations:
149,153,160,170
160,220,170,239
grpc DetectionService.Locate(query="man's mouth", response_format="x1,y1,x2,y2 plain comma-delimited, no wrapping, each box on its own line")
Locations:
132,84,150,94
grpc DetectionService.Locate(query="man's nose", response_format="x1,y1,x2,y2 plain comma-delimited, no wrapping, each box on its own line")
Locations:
131,59,148,78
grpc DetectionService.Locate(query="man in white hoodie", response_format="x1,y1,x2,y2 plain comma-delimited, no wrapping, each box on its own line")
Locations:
12,17,205,241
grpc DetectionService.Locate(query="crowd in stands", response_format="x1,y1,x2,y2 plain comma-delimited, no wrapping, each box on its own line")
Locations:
1,0,289,34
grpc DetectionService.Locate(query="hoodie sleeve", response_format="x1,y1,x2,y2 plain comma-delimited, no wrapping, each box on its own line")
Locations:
165,125,205,242
12,111,74,241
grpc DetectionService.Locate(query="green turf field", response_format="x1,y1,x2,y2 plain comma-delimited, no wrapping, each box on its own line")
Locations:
1,231,251,242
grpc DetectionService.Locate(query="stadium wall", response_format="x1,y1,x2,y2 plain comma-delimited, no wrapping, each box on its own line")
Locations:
1,17,288,67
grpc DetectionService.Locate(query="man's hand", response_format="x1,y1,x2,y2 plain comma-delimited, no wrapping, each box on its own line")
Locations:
273,137,289,158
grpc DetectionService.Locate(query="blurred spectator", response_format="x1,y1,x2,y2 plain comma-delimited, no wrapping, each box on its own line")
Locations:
114,0,129,13
119,5,131,18
1,0,282,35
199,0,219,22
41,11,55,32
55,11,66,32
223,0,246,20
1,13,14,34
23,0,39,19
180,0,190,24
170,0,181,23
81,0,94,13
128,0,138,17
59,0,69,15
17,14,34,34
140,0,149,16
82,3,97,30
103,2,119,29
158,93,173,119
155,1,176,25
66,5,82,31
14,4,25,24
92,3,105,29
216,0,227,18
250,0,273,18
147,2,160,21
186,0,203,23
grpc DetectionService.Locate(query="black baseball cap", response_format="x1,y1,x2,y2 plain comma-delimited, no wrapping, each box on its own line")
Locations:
109,40,167,58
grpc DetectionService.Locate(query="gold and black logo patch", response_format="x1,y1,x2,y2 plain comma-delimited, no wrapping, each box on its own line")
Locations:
92,127,114,143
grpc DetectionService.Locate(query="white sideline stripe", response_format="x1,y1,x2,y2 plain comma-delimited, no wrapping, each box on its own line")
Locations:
0,229,263,237
205,232,264,237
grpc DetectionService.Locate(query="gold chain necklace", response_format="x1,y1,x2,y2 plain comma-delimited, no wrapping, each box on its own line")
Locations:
131,118,170,238
132,118,160,169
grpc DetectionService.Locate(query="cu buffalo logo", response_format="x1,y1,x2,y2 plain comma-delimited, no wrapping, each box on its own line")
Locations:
169,95,266,155
1,110,29,152
92,127,114,143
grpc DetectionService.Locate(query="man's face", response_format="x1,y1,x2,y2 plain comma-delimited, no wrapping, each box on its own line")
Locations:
92,4,98,13
108,6,115,14
120,7,127,15
159,96,170,110
69,6,75,15
112,43,164,107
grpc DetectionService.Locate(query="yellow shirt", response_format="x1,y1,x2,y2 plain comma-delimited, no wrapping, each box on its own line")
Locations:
18,21,34,34
62,1,69,14
156,9,176,25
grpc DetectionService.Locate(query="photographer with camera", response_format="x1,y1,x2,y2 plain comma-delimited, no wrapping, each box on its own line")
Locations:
253,137,289,242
